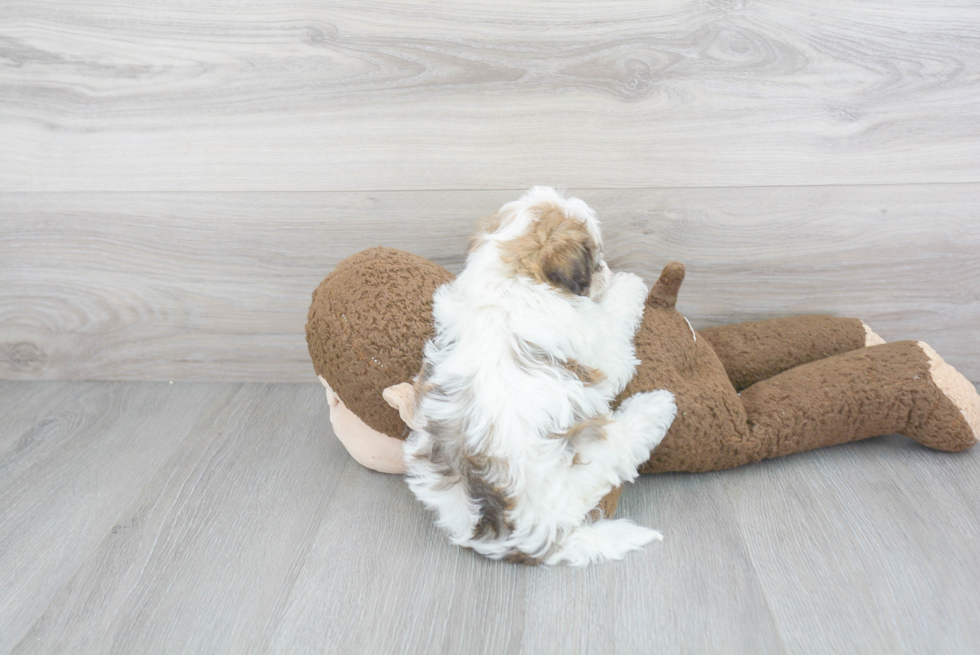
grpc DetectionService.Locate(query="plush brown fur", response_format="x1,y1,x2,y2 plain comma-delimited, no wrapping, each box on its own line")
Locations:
306,247,453,438
625,262,977,474
700,315,867,391
588,485,622,522
307,249,980,517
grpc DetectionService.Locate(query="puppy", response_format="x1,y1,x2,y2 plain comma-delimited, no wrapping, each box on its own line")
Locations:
388,187,676,565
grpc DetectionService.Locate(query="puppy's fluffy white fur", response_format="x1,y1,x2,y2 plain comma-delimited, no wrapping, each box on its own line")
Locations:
402,187,676,566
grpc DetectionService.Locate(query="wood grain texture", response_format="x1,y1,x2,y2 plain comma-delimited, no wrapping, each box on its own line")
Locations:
0,380,242,650
266,460,532,655
516,474,786,655
2,186,977,383
266,456,787,654
2,0,979,191
720,435,980,654
10,383,345,654
3,380,980,653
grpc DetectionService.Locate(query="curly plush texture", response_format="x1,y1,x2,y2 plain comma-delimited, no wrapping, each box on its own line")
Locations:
625,263,977,474
307,249,979,517
307,247,453,438
606,261,745,473
699,315,868,392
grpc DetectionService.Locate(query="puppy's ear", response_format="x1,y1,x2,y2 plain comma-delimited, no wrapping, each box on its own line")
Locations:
468,212,504,254
541,237,593,296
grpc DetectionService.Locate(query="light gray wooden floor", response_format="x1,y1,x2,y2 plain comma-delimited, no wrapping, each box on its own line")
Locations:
3,380,980,654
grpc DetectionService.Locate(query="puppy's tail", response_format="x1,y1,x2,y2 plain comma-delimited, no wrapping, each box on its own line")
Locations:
543,519,662,566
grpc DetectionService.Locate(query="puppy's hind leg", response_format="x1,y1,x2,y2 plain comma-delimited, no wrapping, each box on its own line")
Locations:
596,390,677,482
543,519,662,566
565,389,676,491
547,391,675,566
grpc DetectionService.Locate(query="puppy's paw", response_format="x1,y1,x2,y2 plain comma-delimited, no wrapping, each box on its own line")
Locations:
612,270,647,294
602,272,647,321
616,390,677,452
544,519,662,566
610,271,647,302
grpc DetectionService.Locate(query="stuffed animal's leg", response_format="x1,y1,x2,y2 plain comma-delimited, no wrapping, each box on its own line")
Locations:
699,315,885,391
738,341,979,461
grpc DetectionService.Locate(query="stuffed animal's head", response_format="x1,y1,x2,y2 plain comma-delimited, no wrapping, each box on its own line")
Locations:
306,247,453,441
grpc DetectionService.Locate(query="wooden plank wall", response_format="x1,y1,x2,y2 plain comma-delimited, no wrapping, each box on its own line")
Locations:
2,0,978,382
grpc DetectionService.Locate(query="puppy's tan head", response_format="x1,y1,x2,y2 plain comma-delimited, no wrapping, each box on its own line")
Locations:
472,187,608,299
499,204,599,296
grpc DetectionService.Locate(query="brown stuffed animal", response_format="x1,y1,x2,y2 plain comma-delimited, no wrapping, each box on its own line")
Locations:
307,247,980,517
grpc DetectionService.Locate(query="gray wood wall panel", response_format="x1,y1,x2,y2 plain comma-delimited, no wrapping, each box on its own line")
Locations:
2,187,977,382
1,1,978,383
2,1,980,191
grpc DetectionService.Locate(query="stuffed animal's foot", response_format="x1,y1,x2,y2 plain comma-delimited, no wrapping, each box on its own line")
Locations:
862,321,886,346
736,340,976,464
543,519,662,566
909,342,980,451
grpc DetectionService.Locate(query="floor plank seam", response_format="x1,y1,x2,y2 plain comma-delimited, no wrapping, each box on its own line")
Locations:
262,456,356,650
718,469,792,655
11,383,246,652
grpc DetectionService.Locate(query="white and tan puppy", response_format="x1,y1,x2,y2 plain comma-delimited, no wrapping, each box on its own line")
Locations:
394,187,676,565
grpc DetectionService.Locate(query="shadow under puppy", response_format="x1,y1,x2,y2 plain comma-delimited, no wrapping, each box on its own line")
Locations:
385,187,676,565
